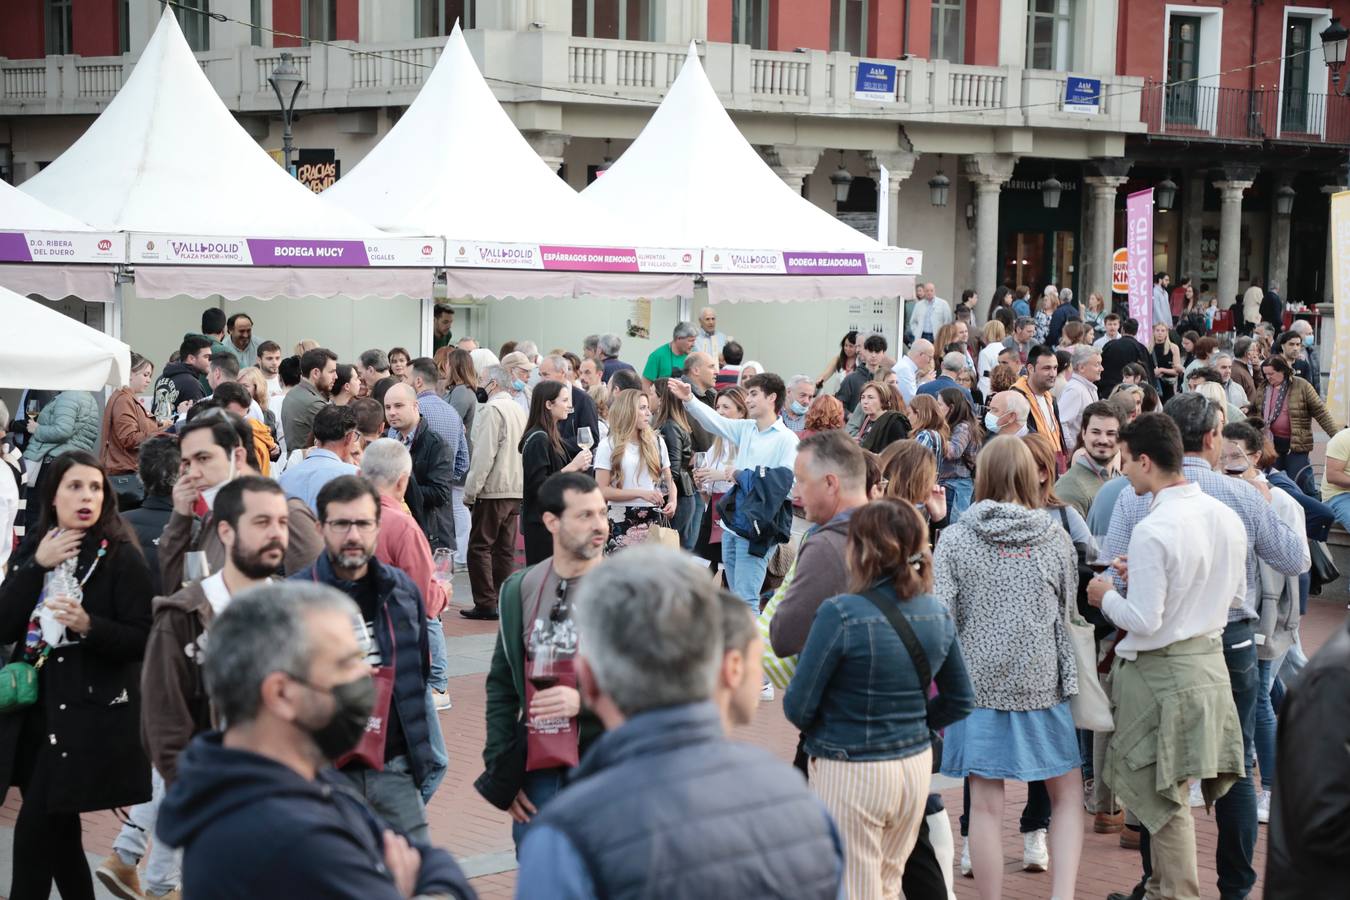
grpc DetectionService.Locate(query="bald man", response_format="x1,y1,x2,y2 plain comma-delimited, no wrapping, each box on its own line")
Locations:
693,307,731,362
384,382,457,552
986,390,1031,436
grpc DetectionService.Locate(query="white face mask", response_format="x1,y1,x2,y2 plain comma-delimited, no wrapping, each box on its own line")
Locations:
200,457,237,514
984,411,1002,432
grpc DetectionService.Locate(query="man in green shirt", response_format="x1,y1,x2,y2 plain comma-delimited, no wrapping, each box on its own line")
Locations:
1054,400,1122,519
643,321,697,385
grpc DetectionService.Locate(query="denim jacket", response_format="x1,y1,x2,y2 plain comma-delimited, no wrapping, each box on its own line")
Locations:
783,585,975,762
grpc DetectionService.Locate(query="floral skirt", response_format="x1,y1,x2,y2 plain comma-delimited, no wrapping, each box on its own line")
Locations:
606,505,665,554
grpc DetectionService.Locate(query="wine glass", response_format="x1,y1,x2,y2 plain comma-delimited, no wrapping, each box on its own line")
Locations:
432,548,455,586
183,551,211,588
576,426,594,451
529,643,559,693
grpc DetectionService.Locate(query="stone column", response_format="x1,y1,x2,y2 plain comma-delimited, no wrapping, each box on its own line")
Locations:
962,154,1017,320
522,130,570,174
760,145,824,196
864,150,918,247
1082,160,1130,305
1269,174,1294,299
1213,174,1254,310
1181,170,1205,282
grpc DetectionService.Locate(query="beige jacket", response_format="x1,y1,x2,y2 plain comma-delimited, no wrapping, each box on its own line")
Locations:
464,393,526,503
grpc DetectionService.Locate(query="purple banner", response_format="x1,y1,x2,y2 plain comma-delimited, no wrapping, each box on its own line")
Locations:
782,252,868,275
0,232,33,263
1126,189,1154,336
246,239,370,267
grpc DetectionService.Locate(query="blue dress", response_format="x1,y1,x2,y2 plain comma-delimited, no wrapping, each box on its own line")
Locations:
939,701,1079,781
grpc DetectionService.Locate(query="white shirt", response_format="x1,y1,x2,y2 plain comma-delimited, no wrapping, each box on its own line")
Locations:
594,435,671,508
199,571,234,615
0,444,19,574
892,355,920,404
1093,332,1118,350
693,331,729,360
976,343,1003,397
1058,373,1099,449
1102,482,1247,660
908,297,953,338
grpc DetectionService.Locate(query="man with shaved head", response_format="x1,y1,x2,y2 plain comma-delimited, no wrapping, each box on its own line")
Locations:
693,307,731,363
384,382,456,554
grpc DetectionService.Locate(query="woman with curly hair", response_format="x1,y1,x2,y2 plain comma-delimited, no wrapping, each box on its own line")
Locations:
593,389,675,552
802,393,845,438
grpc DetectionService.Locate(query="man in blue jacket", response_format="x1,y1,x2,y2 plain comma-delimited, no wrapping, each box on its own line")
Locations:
515,547,843,899
290,475,436,843
156,582,473,899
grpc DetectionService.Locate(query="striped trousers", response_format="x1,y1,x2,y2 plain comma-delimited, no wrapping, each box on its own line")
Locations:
810,750,933,900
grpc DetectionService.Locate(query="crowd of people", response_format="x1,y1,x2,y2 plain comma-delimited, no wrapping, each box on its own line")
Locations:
0,286,1345,900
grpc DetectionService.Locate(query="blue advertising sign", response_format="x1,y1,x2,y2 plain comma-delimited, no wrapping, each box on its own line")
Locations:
1063,76,1102,114
854,62,897,102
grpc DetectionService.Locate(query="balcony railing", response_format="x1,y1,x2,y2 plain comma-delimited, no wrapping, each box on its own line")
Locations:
1141,79,1350,144
0,33,1145,136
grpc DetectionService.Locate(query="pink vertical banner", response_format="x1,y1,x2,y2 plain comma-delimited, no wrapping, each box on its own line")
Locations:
1126,188,1154,336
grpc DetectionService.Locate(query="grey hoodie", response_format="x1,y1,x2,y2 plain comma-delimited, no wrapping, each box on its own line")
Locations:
932,500,1079,711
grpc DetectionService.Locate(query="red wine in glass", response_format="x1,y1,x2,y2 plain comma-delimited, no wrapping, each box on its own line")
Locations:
530,674,560,691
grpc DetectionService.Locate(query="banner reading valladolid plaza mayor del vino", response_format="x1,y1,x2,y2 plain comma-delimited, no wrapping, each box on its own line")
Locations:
1326,190,1350,425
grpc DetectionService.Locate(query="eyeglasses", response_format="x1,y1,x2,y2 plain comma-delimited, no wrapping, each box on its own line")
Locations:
324,519,378,534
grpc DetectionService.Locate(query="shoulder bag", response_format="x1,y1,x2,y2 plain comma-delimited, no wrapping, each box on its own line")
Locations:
862,589,943,773
1051,524,1114,733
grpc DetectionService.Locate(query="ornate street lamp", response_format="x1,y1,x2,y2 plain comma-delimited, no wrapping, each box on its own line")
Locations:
1040,172,1063,209
829,150,854,205
1274,183,1296,216
1322,17,1348,89
268,52,305,174
1155,176,1178,211
928,155,950,207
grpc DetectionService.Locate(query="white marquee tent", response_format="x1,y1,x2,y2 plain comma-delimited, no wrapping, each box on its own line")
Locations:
19,7,434,303
580,45,921,303
323,25,695,303
0,285,131,390
0,180,123,302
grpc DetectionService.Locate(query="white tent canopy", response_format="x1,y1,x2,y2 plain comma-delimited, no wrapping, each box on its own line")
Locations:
580,45,919,299
325,25,624,245
323,25,695,291
0,285,131,390
0,179,122,300
17,9,434,298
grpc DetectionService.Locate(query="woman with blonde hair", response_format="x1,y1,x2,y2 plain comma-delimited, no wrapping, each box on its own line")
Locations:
1022,431,1095,555
976,321,1007,397
906,395,949,460
933,435,1082,900
594,389,676,552
587,383,611,438
1082,292,1107,338
879,439,948,529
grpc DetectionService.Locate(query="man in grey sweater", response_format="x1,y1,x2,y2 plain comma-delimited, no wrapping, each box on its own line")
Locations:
769,431,868,658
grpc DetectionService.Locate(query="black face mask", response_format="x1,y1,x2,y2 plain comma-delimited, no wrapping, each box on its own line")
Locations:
475,387,489,403
294,674,376,760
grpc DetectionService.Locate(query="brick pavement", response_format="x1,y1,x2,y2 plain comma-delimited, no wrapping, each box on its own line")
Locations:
2,591,1343,899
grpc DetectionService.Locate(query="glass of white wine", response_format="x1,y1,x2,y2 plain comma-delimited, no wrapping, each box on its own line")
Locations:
576,426,594,451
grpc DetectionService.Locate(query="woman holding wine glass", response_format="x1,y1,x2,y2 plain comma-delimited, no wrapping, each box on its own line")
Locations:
519,382,593,564
0,450,154,900
594,389,676,553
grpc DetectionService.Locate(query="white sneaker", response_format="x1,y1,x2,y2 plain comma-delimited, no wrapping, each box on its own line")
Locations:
1188,780,1204,808
1257,789,1271,824
1082,776,1095,811
433,689,452,711
760,681,775,701
960,837,972,877
1022,828,1049,872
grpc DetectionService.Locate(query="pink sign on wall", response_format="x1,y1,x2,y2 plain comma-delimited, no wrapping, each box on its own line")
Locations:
1126,188,1154,336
